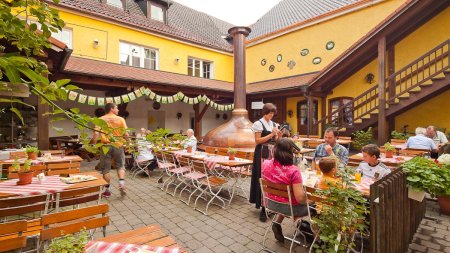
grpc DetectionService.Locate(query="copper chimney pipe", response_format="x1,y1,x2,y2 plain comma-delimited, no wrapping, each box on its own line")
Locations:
201,27,256,149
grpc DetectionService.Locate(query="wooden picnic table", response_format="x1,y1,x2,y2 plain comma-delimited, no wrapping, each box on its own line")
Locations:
93,224,186,252
0,171,107,198
0,155,83,165
297,138,352,145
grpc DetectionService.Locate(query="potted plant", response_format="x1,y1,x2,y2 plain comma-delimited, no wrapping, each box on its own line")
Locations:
384,142,395,158
17,159,33,185
25,145,39,160
402,157,441,202
313,167,369,252
433,154,450,214
45,230,89,253
227,147,236,160
391,130,409,140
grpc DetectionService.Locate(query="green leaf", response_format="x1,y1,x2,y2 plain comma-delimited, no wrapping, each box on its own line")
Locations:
102,146,110,155
56,79,71,87
10,107,24,125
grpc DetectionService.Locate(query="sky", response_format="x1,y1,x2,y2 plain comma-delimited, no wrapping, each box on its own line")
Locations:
173,0,283,26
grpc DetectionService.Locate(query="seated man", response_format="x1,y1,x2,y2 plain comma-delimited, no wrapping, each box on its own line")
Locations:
426,125,448,147
358,144,391,180
317,157,341,190
406,127,437,151
182,129,197,151
314,127,349,168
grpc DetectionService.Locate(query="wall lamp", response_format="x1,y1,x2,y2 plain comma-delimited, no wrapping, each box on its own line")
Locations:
93,39,99,49
365,73,375,84
287,109,294,118
174,57,180,64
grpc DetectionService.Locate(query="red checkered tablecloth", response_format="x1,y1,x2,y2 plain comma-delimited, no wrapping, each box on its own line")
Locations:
0,176,70,196
354,177,374,195
85,241,180,253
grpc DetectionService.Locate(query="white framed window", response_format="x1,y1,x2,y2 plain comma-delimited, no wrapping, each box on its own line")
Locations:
188,58,214,79
151,4,164,22
119,42,158,70
107,0,123,8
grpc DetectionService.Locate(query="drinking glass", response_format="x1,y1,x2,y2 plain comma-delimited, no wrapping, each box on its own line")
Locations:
354,172,362,183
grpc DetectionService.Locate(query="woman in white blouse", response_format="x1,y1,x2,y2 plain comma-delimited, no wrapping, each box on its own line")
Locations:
249,103,282,222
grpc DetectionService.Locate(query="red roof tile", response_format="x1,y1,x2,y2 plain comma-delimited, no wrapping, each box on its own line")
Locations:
64,57,234,92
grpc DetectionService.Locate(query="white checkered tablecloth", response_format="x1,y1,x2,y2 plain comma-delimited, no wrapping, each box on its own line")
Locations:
85,241,180,253
0,176,70,196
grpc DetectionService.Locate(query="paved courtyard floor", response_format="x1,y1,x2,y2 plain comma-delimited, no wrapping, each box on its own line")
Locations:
81,161,450,253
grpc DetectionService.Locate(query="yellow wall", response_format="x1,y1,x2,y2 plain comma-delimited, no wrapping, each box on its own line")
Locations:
57,10,234,82
395,89,450,132
322,5,450,130
394,7,450,70
246,0,405,83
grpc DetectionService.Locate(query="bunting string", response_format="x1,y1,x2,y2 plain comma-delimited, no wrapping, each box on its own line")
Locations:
67,87,234,111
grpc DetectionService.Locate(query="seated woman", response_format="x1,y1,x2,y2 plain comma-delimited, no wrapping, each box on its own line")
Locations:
358,144,391,180
317,157,341,190
262,138,307,242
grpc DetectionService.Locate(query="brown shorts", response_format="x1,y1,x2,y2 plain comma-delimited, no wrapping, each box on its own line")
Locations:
100,145,125,174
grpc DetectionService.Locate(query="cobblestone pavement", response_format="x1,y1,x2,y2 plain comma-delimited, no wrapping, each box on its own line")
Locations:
408,200,450,253
83,161,308,253
81,162,449,253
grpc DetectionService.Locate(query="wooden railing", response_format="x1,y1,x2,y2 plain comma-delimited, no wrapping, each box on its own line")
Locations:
315,38,450,131
316,84,379,131
369,168,426,253
386,38,449,104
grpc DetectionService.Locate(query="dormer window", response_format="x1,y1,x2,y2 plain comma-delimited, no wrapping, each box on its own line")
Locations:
106,0,123,8
151,4,164,22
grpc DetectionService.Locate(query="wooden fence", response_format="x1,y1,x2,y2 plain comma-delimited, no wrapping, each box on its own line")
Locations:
369,168,426,253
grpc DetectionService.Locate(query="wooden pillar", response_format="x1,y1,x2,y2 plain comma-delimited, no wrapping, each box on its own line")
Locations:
193,103,208,138
321,96,327,136
307,95,313,137
387,46,396,136
37,97,49,150
378,37,387,145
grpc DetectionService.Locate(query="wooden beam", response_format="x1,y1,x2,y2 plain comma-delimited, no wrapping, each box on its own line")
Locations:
37,97,49,150
388,46,396,99
307,95,313,137
377,37,387,145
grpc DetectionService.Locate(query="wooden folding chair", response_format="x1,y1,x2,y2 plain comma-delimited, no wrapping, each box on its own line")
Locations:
191,160,228,215
305,139,323,149
216,148,228,156
235,151,248,159
259,179,309,252
0,194,51,251
161,152,190,195
398,148,427,157
40,204,109,250
0,220,27,253
46,162,81,176
390,139,407,144
53,185,104,212
9,152,27,160
205,147,216,154
7,165,46,179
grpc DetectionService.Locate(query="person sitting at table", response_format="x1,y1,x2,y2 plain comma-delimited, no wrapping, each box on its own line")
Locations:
313,127,349,168
406,127,437,152
358,144,391,180
426,126,448,158
262,138,307,242
317,157,341,190
181,129,197,151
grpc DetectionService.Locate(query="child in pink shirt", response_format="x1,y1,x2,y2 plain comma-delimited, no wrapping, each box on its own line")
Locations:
262,138,307,242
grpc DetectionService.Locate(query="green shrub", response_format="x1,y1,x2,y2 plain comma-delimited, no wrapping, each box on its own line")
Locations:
352,127,373,150
391,130,409,140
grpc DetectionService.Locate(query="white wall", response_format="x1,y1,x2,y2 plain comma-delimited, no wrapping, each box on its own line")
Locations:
50,89,231,137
